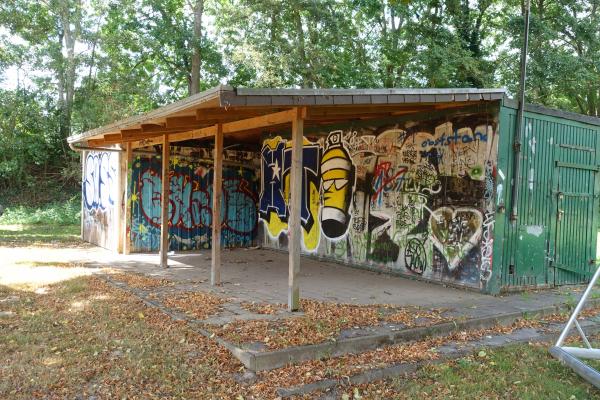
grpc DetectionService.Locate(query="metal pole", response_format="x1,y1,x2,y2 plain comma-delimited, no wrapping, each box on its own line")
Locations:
510,0,531,222
549,346,600,389
556,263,600,346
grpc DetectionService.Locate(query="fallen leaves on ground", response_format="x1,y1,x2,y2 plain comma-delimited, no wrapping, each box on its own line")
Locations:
163,291,227,320
336,340,600,400
4,273,600,399
384,307,449,327
240,301,282,315
541,304,600,323
211,299,449,349
110,272,172,289
1,276,249,399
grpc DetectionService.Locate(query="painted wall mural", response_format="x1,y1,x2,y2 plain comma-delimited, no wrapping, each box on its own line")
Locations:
82,151,120,250
129,148,259,252
259,111,498,289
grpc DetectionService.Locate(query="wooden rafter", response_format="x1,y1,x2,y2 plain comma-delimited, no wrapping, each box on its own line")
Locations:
195,108,274,121
85,102,477,150
129,108,298,149
165,116,202,129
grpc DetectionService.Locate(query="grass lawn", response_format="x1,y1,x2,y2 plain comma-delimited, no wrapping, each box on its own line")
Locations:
0,199,81,247
0,224,81,247
349,344,600,399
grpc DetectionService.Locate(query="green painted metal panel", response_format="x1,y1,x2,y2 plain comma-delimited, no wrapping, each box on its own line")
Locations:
515,225,546,283
497,105,600,290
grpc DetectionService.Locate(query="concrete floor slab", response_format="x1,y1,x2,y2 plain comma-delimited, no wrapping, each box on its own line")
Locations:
107,247,488,308
3,245,595,316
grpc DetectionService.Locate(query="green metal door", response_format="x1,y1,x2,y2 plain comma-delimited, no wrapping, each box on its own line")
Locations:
552,161,599,284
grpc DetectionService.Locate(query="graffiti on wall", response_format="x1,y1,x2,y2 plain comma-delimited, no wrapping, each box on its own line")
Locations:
82,151,119,250
130,150,259,252
259,112,498,289
84,152,117,211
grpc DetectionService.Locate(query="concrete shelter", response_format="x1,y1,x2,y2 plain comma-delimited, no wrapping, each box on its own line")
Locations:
68,86,600,309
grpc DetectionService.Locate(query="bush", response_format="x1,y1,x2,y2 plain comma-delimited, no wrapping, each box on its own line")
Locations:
0,195,81,225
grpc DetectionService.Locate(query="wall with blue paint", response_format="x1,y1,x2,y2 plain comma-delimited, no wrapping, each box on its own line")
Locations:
82,150,120,250
128,147,259,252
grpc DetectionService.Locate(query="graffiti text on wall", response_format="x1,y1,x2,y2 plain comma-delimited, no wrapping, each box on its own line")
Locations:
82,151,119,250
84,152,117,211
259,114,497,289
130,154,259,252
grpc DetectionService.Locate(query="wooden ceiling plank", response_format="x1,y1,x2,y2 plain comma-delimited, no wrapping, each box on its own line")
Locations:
140,123,166,132
104,133,123,141
121,128,143,136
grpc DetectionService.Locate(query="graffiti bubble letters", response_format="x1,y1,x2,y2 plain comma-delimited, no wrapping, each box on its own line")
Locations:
259,140,287,221
138,170,257,236
84,152,117,210
259,137,320,230
259,114,498,290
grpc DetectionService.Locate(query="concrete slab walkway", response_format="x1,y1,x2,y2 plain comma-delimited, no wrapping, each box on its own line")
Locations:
3,244,592,315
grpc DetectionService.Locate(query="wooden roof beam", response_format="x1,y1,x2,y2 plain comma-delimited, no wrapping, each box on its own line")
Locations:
88,133,163,147
165,116,204,129
132,108,299,149
195,108,270,121
223,108,299,133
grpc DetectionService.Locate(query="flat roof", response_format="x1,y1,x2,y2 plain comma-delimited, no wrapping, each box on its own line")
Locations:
67,86,507,146
67,86,600,148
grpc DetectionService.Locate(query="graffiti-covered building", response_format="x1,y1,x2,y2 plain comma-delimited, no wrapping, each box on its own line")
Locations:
68,87,600,308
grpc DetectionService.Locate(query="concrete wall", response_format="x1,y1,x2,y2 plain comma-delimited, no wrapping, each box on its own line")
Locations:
128,147,260,252
82,150,120,251
258,105,500,291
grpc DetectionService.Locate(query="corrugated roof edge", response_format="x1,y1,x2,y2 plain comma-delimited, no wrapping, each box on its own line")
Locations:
234,87,506,96
218,87,507,107
503,97,600,127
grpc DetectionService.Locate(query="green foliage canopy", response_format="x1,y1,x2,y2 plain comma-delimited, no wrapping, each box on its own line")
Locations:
0,0,598,203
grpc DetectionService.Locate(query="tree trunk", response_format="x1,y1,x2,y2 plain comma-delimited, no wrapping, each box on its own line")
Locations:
293,8,311,88
190,0,204,95
57,0,82,142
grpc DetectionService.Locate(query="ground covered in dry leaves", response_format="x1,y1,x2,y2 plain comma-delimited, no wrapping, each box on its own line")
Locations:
2,224,600,399
209,300,449,350
1,272,599,399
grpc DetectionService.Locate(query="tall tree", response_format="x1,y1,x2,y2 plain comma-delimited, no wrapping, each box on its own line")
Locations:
1,0,87,142
190,0,204,94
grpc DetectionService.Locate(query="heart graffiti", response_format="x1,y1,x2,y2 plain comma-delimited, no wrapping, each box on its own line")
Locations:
428,207,483,271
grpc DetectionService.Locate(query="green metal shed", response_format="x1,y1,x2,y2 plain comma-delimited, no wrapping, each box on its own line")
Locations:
492,100,600,293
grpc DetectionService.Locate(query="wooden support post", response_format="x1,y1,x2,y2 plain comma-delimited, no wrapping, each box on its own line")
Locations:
211,124,223,285
80,150,86,241
116,148,125,253
160,134,170,268
288,108,304,311
122,143,133,255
